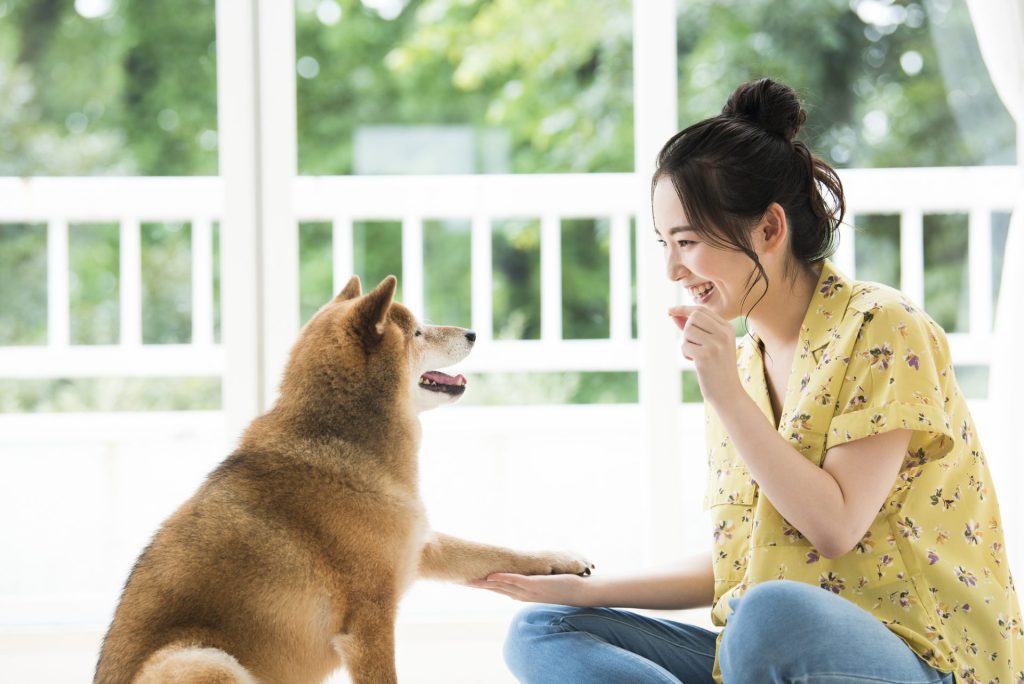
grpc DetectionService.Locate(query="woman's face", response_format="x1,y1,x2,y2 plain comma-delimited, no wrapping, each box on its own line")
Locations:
652,176,762,321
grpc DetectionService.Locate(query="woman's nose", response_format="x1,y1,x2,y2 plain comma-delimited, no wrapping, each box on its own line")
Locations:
666,253,689,281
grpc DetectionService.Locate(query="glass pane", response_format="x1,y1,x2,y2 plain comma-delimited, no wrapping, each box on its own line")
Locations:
0,0,218,175
853,214,900,288
70,223,119,345
424,219,471,328
299,221,333,324
294,0,634,174
0,223,47,345
562,218,610,339
675,0,1014,168
353,220,402,300
923,213,968,333
141,222,192,344
492,218,540,340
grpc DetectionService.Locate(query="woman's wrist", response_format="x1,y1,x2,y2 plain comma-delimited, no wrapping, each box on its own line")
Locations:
570,573,600,607
703,376,748,412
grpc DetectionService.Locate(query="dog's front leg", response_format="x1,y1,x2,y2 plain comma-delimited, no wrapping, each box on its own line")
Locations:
418,531,592,582
333,599,399,684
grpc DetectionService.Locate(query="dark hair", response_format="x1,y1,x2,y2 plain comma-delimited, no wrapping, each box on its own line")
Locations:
652,78,845,319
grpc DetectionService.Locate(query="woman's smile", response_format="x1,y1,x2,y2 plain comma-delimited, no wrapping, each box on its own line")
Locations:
687,282,716,303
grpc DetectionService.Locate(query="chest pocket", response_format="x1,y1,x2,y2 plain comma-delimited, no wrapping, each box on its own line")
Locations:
704,461,757,509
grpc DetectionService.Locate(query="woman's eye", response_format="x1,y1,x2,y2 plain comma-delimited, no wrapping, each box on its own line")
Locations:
677,239,694,247
656,239,667,247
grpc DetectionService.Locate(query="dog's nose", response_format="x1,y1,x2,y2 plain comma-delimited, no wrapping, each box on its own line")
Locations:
465,331,477,343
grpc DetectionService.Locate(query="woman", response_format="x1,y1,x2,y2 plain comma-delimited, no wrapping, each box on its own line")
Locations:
470,79,1023,683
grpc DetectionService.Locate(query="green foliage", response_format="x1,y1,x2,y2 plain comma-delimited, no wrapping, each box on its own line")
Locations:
854,214,901,288
922,213,969,332
0,0,216,175
461,371,637,405
562,218,610,339
70,223,119,344
423,220,472,327
353,220,404,301
0,224,47,345
675,0,1012,168
0,377,220,411
299,222,335,324
141,222,192,343
295,0,633,174
492,218,540,339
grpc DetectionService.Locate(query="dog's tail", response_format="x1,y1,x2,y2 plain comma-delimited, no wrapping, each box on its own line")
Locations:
132,643,257,684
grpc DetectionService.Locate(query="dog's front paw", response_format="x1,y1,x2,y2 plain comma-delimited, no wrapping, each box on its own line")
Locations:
536,551,595,577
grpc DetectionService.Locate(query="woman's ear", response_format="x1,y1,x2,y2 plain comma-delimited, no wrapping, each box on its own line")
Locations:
758,202,789,253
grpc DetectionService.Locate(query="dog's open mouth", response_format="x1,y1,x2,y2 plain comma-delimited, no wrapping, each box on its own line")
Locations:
419,370,468,396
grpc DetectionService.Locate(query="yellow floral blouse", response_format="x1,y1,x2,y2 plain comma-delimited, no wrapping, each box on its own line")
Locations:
704,260,1023,684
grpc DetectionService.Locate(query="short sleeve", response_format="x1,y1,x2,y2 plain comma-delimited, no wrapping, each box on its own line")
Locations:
826,302,956,461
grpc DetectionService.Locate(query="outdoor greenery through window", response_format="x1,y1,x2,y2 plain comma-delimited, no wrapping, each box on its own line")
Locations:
0,0,1014,410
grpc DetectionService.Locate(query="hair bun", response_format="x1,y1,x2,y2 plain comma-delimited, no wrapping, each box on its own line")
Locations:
722,78,806,141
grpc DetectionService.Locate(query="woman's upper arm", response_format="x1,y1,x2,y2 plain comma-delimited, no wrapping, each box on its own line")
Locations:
820,428,911,556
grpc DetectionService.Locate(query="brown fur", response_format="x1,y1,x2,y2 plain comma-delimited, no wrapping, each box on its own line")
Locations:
94,276,590,684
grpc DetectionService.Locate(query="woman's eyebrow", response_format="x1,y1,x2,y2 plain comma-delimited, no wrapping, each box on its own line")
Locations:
654,225,695,236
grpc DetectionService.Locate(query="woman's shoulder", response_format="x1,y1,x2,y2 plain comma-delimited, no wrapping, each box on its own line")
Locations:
844,278,948,352
846,279,920,317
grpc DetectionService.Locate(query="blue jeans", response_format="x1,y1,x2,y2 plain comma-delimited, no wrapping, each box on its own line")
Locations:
503,579,955,683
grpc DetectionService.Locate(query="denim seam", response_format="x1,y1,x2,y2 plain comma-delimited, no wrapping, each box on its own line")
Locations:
571,629,685,684
555,613,717,662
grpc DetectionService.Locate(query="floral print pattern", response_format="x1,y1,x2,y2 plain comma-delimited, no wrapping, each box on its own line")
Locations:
704,261,1022,683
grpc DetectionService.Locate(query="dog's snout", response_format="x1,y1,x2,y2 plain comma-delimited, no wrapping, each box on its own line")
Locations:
465,331,477,343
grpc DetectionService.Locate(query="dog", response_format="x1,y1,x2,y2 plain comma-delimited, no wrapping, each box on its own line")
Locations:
94,275,592,684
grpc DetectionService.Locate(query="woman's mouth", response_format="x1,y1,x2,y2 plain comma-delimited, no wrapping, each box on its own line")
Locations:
688,282,715,304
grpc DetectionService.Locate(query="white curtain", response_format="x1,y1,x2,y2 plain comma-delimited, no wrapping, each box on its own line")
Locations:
966,0,1024,569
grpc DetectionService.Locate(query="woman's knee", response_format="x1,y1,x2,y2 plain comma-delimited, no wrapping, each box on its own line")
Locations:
502,604,580,672
720,581,826,674
731,580,831,631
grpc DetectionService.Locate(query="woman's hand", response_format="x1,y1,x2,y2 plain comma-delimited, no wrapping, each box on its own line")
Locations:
668,305,744,407
466,572,592,606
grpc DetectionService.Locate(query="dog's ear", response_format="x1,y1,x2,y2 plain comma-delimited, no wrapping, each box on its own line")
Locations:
352,275,397,344
334,275,362,302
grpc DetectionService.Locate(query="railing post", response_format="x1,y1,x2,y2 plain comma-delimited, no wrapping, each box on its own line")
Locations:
633,0,687,566
46,218,69,348
119,218,142,347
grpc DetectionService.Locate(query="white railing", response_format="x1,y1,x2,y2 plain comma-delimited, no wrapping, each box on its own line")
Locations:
0,166,1017,381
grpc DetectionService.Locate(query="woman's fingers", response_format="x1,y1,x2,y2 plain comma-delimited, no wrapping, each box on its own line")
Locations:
667,304,697,330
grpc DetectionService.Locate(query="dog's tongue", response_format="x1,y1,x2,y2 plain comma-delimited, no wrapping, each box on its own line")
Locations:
422,371,467,386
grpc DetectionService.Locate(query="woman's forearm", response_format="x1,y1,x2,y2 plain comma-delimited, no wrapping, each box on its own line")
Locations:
581,552,714,610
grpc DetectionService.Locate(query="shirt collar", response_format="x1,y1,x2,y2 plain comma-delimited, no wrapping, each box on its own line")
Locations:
735,259,853,429
799,259,853,355
747,259,853,356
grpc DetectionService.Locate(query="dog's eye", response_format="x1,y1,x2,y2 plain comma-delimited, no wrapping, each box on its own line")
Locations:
414,329,422,337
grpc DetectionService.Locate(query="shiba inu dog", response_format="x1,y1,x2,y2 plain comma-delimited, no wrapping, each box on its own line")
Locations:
95,275,591,684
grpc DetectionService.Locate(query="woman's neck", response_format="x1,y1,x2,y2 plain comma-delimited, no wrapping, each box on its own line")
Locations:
747,262,820,355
